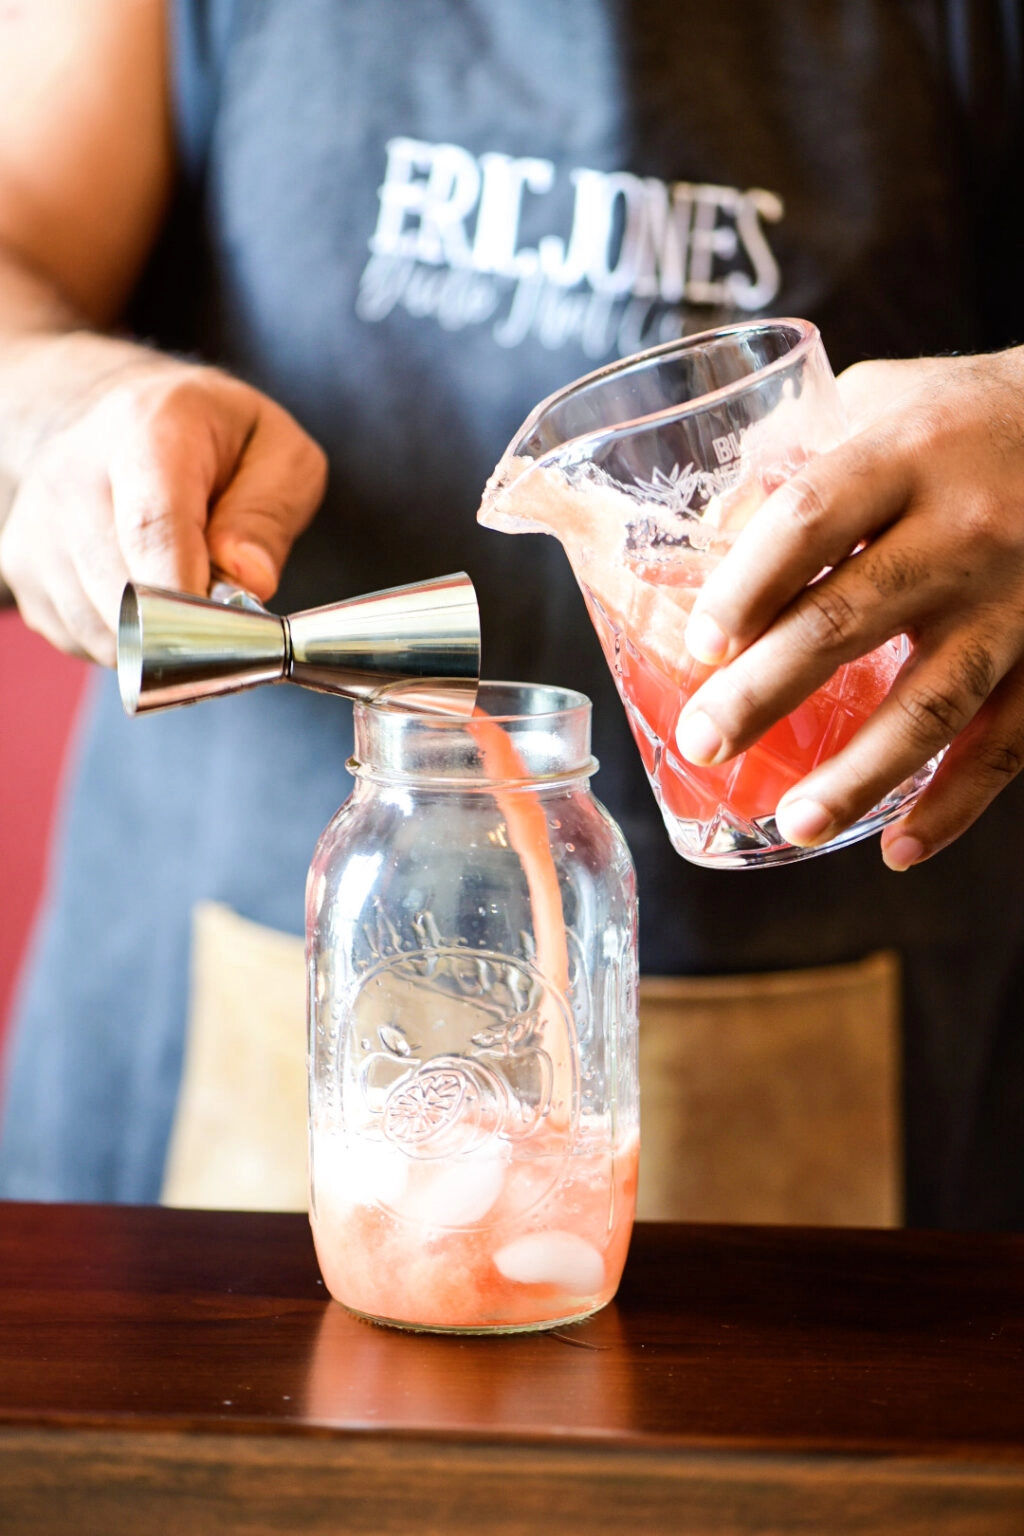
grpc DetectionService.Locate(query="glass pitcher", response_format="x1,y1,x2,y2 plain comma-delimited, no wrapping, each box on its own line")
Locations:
306,682,639,1333
479,320,941,867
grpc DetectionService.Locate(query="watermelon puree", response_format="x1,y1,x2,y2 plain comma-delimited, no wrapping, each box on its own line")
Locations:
310,708,637,1332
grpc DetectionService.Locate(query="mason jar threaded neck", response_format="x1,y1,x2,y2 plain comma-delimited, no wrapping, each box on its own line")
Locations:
351,681,596,785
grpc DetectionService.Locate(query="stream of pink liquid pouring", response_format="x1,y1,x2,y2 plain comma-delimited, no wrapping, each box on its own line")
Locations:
468,707,573,1124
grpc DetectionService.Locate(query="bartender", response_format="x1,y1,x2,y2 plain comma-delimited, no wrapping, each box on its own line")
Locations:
1,0,1023,1226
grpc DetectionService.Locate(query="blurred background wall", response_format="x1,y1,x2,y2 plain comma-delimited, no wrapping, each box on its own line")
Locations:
0,608,87,1053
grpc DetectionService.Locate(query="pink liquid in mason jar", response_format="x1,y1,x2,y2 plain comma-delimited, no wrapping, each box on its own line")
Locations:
309,709,637,1332
311,1124,638,1332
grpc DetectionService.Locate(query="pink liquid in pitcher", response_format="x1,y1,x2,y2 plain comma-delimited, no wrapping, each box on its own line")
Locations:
310,709,637,1332
479,460,904,861
584,584,901,829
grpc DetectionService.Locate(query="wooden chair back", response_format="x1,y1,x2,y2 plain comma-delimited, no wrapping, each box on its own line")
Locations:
163,905,901,1227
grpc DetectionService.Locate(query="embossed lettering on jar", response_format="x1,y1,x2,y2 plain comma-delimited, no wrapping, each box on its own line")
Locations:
306,682,639,1332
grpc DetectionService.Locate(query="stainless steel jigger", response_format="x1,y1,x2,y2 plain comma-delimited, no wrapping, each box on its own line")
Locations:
117,571,480,717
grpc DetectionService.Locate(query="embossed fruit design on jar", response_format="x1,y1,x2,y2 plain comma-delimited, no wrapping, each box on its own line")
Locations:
306,682,639,1332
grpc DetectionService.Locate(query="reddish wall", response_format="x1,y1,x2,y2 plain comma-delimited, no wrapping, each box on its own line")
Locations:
0,608,89,1050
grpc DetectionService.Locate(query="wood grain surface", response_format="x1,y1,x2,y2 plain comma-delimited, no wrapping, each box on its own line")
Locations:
0,1203,1022,1534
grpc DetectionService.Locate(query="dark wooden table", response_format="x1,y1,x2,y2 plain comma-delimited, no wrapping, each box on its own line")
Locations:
1,1204,1022,1535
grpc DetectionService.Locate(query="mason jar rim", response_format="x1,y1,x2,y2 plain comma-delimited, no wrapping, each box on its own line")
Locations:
361,679,588,723
351,680,598,786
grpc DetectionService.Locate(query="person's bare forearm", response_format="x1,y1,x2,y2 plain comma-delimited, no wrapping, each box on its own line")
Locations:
0,3,326,651
0,245,153,525
0,243,187,606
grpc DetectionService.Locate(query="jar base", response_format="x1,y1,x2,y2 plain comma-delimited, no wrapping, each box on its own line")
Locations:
340,1300,608,1335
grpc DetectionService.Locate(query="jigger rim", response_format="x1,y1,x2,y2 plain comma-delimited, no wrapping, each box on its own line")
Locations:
117,583,145,715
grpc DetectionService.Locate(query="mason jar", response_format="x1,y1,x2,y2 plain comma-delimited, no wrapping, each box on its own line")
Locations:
306,681,639,1333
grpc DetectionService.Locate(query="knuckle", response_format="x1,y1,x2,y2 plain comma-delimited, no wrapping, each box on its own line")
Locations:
280,410,326,465
110,368,212,442
0,518,23,576
53,592,112,663
894,404,948,465
893,682,973,748
792,581,861,653
108,371,172,420
858,546,929,600
0,514,43,592
20,602,71,653
776,471,831,536
299,442,329,508
77,623,116,669
958,490,1006,548
306,437,329,486
949,638,996,701
839,359,878,390
287,429,327,482
147,382,209,440
1,562,31,613
975,737,1024,784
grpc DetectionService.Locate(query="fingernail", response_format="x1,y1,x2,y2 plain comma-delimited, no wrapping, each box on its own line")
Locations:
676,709,724,765
882,834,925,873
685,612,729,665
775,797,835,846
220,540,278,595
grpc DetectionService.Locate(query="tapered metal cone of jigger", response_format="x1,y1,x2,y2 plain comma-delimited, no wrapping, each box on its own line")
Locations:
117,571,480,717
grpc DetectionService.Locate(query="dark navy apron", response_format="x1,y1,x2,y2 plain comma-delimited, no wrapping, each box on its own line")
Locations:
3,0,1023,1223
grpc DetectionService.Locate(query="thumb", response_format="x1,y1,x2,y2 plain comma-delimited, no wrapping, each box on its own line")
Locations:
205,400,327,602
